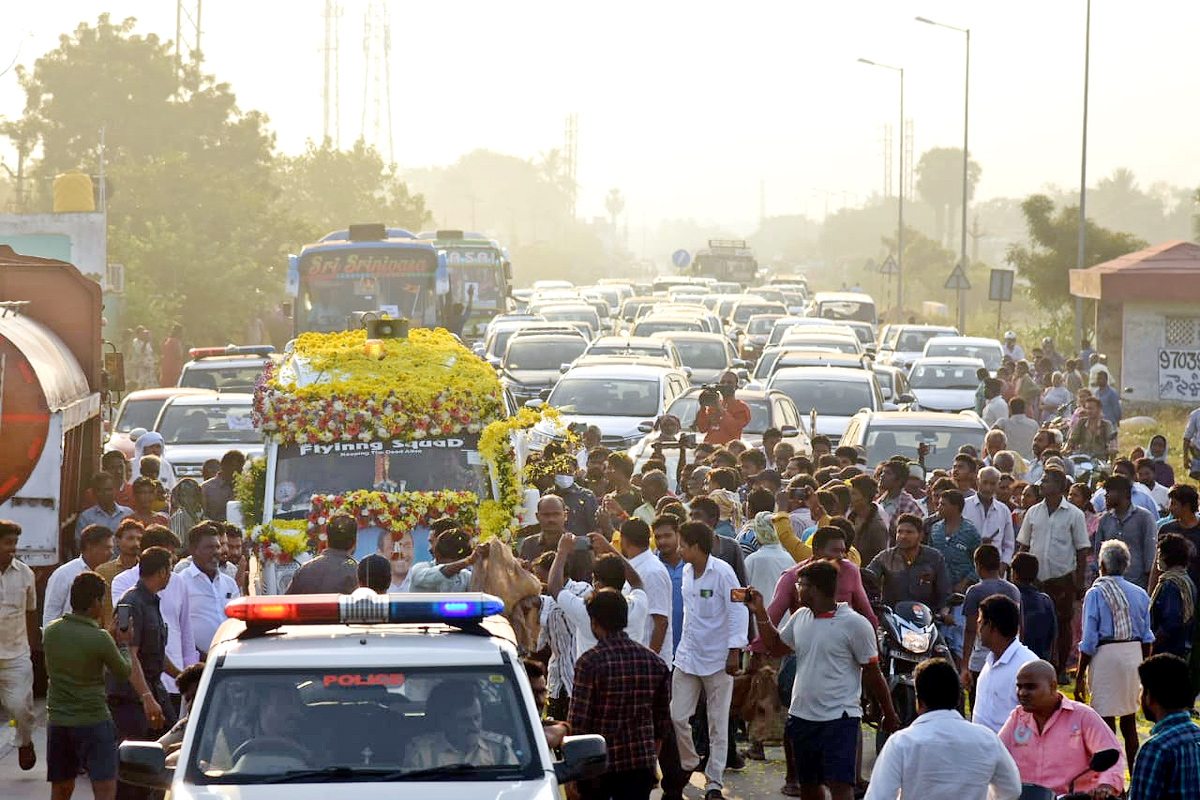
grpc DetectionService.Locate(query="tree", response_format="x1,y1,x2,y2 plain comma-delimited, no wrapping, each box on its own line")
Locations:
1006,194,1147,310
604,188,625,231
276,139,432,240
915,147,982,247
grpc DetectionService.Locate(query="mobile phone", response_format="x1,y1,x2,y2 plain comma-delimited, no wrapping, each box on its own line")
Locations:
730,588,748,603
574,536,593,552
116,604,132,632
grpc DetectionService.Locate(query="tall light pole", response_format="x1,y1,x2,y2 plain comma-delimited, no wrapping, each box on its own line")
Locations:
1075,0,1092,355
916,15,970,331
859,58,905,312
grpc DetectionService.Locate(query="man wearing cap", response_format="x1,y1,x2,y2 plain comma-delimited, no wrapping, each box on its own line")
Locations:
1002,332,1024,363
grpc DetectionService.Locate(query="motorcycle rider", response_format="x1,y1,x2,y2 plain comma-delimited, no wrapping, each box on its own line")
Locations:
863,513,949,613
1068,396,1116,460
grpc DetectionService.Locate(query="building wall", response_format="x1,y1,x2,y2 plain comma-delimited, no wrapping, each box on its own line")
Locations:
1122,300,1200,405
0,213,106,279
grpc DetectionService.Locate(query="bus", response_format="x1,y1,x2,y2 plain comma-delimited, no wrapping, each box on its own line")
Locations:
417,229,513,338
689,239,759,287
286,224,441,335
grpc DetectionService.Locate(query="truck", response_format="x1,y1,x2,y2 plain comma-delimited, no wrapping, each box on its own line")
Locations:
243,322,542,602
689,239,759,287
0,244,105,614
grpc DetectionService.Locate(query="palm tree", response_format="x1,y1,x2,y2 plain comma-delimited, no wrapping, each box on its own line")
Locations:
605,188,625,231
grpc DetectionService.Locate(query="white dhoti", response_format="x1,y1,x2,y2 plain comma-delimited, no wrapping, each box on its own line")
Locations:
1088,640,1143,717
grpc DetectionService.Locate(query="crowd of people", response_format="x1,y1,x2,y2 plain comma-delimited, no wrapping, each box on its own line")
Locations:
8,337,1200,799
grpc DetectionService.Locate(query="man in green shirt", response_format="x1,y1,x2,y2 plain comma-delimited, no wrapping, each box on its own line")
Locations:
43,570,133,800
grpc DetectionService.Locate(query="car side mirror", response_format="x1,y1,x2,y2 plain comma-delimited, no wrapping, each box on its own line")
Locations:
735,368,749,381
780,425,798,438
637,420,655,433
733,359,750,369
524,399,544,409
560,363,572,374
682,366,693,378
897,393,916,404
554,734,607,784
487,356,501,368
119,742,171,790
539,388,553,401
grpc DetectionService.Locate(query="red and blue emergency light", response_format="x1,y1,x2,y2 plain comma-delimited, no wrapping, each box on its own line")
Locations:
188,345,276,359
225,590,506,626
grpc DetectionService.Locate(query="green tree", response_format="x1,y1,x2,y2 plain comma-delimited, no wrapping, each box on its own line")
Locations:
915,147,982,247
604,188,625,231
276,139,432,240
1006,194,1147,311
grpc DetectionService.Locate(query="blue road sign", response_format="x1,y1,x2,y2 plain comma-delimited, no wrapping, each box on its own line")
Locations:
672,249,691,268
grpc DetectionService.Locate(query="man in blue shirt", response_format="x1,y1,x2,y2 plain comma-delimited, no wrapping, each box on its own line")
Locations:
1094,370,1122,427
929,489,981,659
653,515,686,655
1130,653,1200,800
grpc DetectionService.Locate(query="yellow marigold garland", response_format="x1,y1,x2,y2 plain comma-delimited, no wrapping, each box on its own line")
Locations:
308,490,478,551
248,519,312,564
478,407,564,541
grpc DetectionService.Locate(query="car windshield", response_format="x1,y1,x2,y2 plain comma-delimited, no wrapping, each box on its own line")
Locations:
864,424,985,470
909,365,981,390
503,339,586,370
587,344,667,359
115,398,167,433
541,309,598,328
770,378,874,417
549,377,659,417
925,343,1001,370
157,403,260,445
271,435,488,517
733,304,783,324
187,666,538,785
746,317,779,335
179,361,269,393
896,330,951,352
816,299,875,322
634,319,701,337
671,339,728,369
668,395,771,434
487,329,520,359
619,300,653,321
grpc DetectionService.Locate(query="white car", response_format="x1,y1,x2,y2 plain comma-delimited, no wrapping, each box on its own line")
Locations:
650,331,747,384
115,592,606,799
841,410,989,471
921,336,1004,373
907,356,987,413
529,362,690,450
876,324,959,371
767,366,885,444
153,392,265,478
177,346,277,393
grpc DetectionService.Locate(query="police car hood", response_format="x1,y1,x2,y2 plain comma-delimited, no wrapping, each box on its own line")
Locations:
170,776,558,800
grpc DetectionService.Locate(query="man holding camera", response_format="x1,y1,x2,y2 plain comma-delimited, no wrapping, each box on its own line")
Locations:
694,373,751,446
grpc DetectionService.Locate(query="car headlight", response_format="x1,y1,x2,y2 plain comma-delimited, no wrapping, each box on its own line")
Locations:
901,630,931,652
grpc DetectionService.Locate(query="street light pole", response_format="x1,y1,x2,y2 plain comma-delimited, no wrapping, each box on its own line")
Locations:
859,58,905,313
1075,0,1092,356
916,16,970,331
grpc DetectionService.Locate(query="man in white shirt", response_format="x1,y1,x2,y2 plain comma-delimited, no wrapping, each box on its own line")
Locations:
972,594,1039,734
547,533,648,660
865,658,1021,800
178,523,240,659
994,398,1040,461
110,528,198,707
981,379,1009,428
670,521,749,800
617,519,673,666
963,467,1015,566
42,526,114,628
1002,332,1024,363
1135,458,1170,513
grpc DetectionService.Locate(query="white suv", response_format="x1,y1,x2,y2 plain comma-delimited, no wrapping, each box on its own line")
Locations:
117,592,606,798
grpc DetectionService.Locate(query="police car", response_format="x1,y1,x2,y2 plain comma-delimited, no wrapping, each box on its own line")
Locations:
177,345,277,393
118,591,605,798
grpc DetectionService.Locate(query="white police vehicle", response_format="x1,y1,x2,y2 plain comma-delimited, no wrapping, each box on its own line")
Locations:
118,591,605,798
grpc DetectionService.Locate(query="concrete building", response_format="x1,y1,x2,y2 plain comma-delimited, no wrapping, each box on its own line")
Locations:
1070,240,1200,405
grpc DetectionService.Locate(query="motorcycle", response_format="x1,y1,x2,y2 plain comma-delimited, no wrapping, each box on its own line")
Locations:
1066,452,1111,489
864,583,963,750
1019,747,1121,799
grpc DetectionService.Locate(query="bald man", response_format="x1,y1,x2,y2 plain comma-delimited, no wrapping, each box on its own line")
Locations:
518,494,568,561
999,660,1124,797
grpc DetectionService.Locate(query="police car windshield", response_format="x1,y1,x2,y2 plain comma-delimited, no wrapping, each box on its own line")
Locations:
179,361,269,393
272,435,489,517
188,666,539,784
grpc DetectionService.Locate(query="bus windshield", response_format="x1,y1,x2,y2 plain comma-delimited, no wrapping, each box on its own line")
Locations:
443,246,506,311
297,247,438,334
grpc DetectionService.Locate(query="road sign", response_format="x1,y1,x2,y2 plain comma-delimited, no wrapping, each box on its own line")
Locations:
864,258,877,273
944,261,971,291
879,255,899,276
988,268,1014,302
671,249,691,269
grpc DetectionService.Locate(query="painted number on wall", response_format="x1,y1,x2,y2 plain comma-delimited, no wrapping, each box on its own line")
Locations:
1158,349,1200,400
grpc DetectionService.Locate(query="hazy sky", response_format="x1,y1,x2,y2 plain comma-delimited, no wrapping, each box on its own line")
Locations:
2,1,1197,232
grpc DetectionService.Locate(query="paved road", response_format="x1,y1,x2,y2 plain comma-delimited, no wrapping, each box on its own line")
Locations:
2,700,878,800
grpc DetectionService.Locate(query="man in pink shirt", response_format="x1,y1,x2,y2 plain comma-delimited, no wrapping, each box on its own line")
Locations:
999,659,1124,797
767,526,877,629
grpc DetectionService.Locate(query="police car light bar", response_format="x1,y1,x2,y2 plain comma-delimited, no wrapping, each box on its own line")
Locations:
225,590,506,626
188,345,276,359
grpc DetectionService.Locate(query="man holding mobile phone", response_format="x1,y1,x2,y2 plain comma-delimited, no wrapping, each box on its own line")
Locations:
109,547,179,751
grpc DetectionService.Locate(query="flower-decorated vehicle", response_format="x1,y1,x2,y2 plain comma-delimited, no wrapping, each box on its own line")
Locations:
241,324,544,593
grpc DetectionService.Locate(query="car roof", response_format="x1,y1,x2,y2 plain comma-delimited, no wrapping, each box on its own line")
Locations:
893,324,959,333
771,366,873,381
572,354,675,369
183,354,273,366
854,410,987,427
160,392,251,406
910,356,987,367
782,332,859,343
674,386,782,402
648,331,727,342
924,336,1001,346
589,336,666,348
560,363,680,380
813,291,873,302
509,325,586,338
539,304,597,313
121,387,217,401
